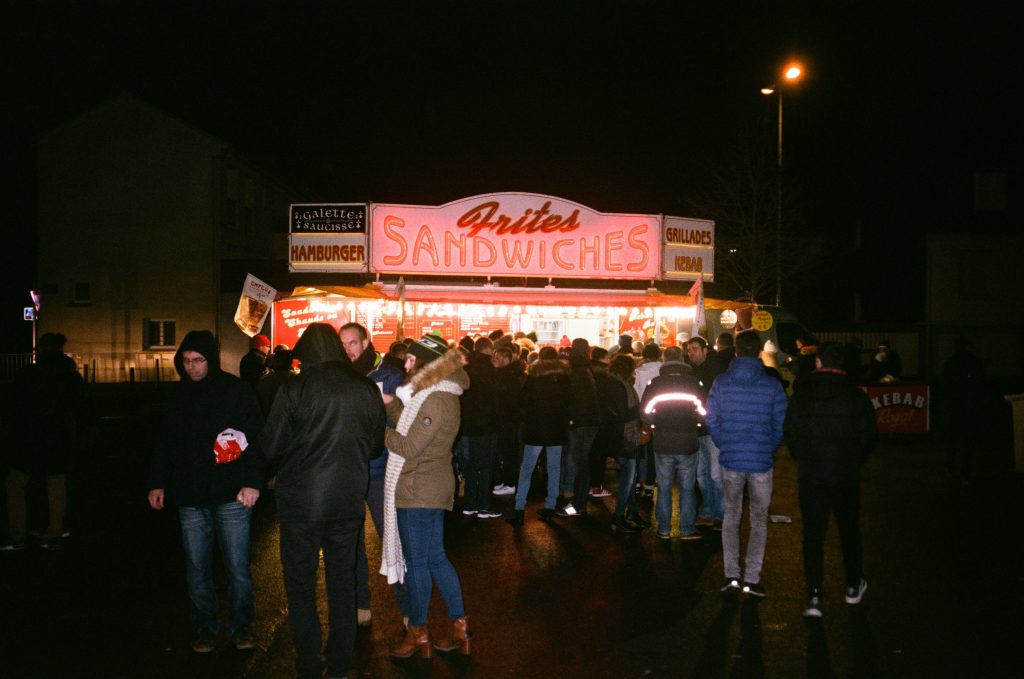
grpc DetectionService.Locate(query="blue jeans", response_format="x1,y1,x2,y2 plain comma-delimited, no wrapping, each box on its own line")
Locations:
515,445,562,510
178,502,254,634
697,435,723,521
613,457,638,517
655,453,698,536
397,508,465,627
721,468,773,584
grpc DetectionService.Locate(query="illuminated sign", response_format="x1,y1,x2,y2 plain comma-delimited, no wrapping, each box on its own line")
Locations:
289,203,368,273
662,216,715,282
369,193,660,280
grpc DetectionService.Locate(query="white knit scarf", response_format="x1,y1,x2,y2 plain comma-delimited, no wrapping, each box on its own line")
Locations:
380,378,464,584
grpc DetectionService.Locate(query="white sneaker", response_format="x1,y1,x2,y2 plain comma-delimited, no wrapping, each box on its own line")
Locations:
589,487,612,497
845,578,868,604
492,484,516,496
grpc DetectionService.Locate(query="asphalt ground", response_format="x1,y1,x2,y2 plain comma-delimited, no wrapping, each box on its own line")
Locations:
2,384,1022,678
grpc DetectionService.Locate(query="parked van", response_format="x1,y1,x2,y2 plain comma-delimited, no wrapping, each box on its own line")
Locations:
703,303,811,364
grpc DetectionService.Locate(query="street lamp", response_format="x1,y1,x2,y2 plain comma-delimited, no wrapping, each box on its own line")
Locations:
761,63,803,307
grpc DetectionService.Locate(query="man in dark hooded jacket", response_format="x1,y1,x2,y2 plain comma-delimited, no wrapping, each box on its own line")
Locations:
785,342,875,618
240,323,386,679
147,330,263,653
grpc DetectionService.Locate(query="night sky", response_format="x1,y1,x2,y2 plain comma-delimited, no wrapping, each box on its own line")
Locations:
1,2,1017,350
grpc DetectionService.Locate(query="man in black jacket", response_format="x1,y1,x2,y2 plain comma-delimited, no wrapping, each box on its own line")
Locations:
459,337,503,518
784,342,876,619
148,330,264,653
640,346,705,540
241,323,386,679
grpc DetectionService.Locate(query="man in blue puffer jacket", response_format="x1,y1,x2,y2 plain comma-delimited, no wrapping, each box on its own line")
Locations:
706,330,788,599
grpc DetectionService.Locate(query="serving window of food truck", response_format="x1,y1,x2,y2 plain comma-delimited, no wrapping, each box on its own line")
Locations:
269,284,703,351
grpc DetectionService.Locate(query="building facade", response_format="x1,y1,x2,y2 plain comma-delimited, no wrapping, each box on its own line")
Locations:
36,95,298,381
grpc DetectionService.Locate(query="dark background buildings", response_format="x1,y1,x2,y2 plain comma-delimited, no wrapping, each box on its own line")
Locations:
2,2,1018,352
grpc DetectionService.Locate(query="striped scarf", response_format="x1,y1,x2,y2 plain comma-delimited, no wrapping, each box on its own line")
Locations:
380,378,464,584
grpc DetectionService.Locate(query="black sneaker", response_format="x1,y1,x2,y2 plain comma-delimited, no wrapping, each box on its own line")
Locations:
0,540,28,552
625,511,650,528
476,509,502,519
535,508,555,521
193,628,216,653
721,577,742,594
505,510,524,526
845,578,868,604
233,624,256,650
555,504,581,517
742,581,767,598
803,594,823,618
611,516,639,533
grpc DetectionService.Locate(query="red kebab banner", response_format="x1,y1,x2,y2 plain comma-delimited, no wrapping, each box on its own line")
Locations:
369,193,661,280
861,385,930,433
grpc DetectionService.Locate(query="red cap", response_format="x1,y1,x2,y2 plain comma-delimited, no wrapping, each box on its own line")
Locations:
251,335,271,349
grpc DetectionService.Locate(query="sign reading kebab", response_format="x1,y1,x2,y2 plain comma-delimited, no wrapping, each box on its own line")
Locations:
287,194,714,281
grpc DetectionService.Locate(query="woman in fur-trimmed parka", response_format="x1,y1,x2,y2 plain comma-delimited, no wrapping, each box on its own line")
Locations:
382,336,472,660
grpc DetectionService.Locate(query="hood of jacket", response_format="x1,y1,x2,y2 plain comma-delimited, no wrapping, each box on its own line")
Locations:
725,356,769,384
409,348,469,392
174,330,221,379
529,358,570,378
659,360,694,378
294,323,346,369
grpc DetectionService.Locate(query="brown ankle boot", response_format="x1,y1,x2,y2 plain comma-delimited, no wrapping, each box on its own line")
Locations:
389,625,432,659
433,616,470,655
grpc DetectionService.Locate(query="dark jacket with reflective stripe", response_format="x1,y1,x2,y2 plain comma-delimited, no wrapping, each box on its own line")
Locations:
640,361,703,455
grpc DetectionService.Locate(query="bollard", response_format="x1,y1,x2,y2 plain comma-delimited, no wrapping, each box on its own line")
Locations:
1005,394,1024,473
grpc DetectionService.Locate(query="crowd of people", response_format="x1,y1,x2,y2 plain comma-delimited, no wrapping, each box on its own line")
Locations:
2,319,995,677
134,321,891,677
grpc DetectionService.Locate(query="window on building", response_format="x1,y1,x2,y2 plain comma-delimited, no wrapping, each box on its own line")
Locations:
143,319,176,350
69,281,91,306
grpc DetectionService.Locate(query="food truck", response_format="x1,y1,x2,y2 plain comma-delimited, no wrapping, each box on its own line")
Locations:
272,192,809,353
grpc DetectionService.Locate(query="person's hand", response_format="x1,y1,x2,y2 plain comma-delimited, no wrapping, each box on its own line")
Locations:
237,487,260,508
148,488,164,510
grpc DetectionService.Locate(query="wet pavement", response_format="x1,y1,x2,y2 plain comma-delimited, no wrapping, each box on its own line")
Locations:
2,384,1022,678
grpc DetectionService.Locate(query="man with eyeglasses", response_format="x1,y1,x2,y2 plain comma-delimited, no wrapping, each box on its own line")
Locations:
147,330,264,654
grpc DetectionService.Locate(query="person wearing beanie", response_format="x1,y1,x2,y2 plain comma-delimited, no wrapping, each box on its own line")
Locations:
239,334,271,389
148,330,264,654
242,323,386,678
618,334,634,356
380,336,473,659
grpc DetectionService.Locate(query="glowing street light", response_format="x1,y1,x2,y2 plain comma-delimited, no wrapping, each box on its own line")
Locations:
761,62,805,306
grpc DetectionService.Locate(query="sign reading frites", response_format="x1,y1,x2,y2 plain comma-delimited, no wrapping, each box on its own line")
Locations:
369,193,661,280
289,203,368,272
662,216,715,282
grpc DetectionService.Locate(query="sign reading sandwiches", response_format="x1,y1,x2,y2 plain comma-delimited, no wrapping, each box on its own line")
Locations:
369,193,661,280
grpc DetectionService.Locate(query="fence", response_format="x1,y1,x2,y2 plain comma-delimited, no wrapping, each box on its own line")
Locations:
0,352,179,383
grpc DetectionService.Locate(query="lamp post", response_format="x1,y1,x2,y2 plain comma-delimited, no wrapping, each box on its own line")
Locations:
761,63,803,307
